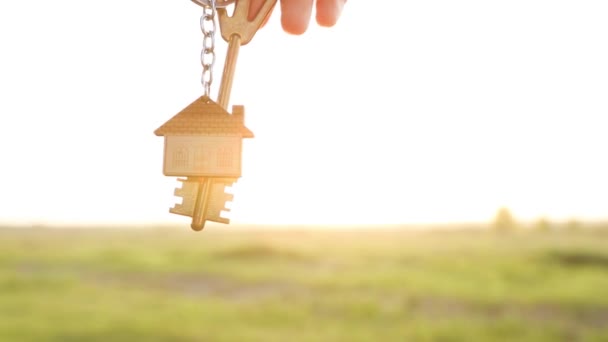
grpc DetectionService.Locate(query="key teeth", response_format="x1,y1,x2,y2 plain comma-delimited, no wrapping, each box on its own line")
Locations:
170,205,193,217
210,217,230,225
170,178,199,218
168,178,238,227
225,193,234,207
205,180,236,225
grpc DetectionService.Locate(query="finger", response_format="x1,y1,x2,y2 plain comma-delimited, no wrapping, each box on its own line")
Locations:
316,0,346,27
281,0,314,35
248,0,275,27
249,0,265,18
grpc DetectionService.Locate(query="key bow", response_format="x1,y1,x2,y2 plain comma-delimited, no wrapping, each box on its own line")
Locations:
217,0,277,45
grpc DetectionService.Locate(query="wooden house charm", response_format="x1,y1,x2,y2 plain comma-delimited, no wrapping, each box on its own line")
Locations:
154,96,253,230
155,96,253,177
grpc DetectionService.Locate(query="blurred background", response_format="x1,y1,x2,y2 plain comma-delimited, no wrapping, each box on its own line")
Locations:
1,226,608,341
1,0,607,340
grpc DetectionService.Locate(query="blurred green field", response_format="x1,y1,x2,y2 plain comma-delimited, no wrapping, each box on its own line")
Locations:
1,226,607,341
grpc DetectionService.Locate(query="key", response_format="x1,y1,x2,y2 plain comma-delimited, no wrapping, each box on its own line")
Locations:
216,0,277,109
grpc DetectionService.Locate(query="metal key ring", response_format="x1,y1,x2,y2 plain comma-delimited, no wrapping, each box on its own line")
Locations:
191,0,236,8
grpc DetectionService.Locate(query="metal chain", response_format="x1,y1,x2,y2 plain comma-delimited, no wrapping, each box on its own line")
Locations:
200,0,217,97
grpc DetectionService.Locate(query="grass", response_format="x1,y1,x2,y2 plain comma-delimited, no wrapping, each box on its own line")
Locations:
1,226,607,341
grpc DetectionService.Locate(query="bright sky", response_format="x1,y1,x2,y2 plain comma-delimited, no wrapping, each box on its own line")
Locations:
0,1,607,226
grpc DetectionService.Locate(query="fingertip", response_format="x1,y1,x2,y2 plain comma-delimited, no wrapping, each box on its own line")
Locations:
315,14,338,28
281,18,309,35
316,0,345,27
280,0,313,35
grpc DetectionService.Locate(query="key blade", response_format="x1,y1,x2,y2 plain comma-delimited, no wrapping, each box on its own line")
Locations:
191,178,213,231
170,178,199,217
217,36,240,109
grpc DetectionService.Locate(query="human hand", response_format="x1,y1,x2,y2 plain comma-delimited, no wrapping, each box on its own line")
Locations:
249,0,347,35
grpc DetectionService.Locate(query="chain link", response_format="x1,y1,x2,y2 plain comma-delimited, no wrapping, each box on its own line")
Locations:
200,0,217,97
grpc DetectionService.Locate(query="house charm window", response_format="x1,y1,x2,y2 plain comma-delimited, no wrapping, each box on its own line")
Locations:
217,147,233,168
173,147,188,169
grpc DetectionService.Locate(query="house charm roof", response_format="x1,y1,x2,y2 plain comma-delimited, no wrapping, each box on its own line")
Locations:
154,96,254,138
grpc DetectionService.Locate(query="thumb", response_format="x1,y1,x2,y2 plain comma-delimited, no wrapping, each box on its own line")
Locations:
248,0,275,27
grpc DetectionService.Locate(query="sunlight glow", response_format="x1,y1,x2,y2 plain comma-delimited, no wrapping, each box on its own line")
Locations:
0,1,606,226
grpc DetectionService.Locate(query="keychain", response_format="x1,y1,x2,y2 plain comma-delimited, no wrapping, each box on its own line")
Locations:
155,0,276,231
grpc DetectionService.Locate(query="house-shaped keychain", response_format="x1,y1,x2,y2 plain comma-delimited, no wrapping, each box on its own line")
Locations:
155,96,253,230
